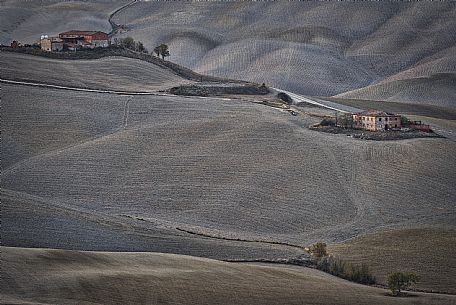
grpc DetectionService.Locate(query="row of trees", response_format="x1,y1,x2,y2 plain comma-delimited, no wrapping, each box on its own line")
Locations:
113,37,170,60
307,242,420,296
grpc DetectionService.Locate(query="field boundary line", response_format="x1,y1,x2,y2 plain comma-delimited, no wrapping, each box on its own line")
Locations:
176,227,306,252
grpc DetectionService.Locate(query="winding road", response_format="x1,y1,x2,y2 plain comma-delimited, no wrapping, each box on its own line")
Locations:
273,88,363,113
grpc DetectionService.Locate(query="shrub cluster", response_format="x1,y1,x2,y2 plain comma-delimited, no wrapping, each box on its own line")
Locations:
308,242,328,258
113,37,147,53
277,92,293,105
316,256,376,285
320,118,336,126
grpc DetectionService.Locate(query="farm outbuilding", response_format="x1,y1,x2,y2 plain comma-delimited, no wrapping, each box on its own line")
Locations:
40,37,63,52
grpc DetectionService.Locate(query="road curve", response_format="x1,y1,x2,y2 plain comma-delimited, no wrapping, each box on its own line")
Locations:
108,0,139,36
273,87,363,113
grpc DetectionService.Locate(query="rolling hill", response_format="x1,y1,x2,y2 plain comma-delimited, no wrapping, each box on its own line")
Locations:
2,2,456,301
3,79,455,252
0,51,192,91
1,1,455,106
0,0,128,44
2,246,455,305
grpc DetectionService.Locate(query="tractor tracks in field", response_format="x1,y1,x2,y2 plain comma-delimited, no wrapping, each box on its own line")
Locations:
123,97,131,128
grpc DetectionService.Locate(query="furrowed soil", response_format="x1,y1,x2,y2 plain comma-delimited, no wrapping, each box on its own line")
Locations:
0,52,193,91
329,228,456,294
2,53,456,298
2,247,455,305
3,83,456,254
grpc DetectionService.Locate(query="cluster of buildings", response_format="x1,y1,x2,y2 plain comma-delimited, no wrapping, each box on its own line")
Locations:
40,31,109,52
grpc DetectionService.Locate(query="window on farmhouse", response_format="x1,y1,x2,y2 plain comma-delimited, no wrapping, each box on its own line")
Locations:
379,118,382,121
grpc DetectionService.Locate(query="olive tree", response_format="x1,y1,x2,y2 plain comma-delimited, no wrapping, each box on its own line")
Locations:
387,272,419,296
153,44,170,60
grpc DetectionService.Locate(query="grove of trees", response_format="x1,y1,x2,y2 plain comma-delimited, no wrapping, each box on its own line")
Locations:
307,242,376,285
113,37,147,53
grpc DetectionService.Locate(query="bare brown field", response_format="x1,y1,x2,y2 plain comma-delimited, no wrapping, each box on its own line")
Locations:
2,247,455,305
0,0,127,44
3,83,455,251
0,52,192,91
333,73,456,108
2,2,456,303
1,84,126,169
329,228,456,294
2,1,455,106
324,97,456,121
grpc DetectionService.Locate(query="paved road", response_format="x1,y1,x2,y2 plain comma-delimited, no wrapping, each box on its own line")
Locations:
273,88,363,113
108,0,138,36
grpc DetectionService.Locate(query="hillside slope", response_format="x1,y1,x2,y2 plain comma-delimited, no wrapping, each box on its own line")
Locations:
0,52,192,91
333,73,456,108
329,228,456,294
2,1,455,106
2,247,455,305
109,1,455,104
3,83,455,251
0,0,128,44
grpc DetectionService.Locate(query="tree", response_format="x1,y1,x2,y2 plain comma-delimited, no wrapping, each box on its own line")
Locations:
154,43,170,60
153,45,160,57
400,116,409,127
387,272,420,296
121,37,135,49
135,41,146,53
308,242,328,258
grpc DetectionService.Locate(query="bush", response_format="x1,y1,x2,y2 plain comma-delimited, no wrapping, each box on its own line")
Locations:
400,116,409,127
316,256,376,285
308,242,328,258
387,272,419,296
320,118,335,126
277,92,293,105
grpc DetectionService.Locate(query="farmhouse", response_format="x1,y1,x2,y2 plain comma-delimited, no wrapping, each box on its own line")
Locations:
352,110,401,131
59,31,109,49
40,36,63,52
40,31,109,51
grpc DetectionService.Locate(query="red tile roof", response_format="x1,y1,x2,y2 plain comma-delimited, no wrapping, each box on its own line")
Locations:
355,110,398,117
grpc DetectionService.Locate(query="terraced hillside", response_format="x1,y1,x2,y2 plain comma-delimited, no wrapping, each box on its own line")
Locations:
2,247,455,305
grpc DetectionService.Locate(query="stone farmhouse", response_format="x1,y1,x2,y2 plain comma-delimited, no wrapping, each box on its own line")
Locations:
40,31,109,51
40,36,63,52
352,110,401,131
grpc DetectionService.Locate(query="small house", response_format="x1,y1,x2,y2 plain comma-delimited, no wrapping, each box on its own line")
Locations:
352,110,401,131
